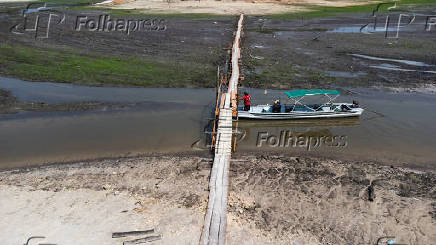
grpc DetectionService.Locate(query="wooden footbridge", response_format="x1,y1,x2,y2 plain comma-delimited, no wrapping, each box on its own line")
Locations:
200,14,244,245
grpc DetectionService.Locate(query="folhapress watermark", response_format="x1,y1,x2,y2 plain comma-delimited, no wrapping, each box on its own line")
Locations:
256,130,347,151
75,15,166,35
10,3,166,39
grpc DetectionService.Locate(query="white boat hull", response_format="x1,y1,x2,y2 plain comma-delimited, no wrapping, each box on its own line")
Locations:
237,103,364,120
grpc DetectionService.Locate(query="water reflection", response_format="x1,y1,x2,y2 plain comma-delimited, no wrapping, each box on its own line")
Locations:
237,118,357,152
238,117,360,128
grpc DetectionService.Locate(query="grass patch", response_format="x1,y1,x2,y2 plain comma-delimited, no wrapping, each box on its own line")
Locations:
70,6,146,17
0,44,216,87
37,0,94,3
30,0,222,18
70,6,224,19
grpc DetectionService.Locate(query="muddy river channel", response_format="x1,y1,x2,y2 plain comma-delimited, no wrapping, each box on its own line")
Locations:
1,77,436,169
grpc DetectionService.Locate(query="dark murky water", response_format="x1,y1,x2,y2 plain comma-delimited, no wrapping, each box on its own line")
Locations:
236,88,436,168
1,77,436,169
0,77,215,168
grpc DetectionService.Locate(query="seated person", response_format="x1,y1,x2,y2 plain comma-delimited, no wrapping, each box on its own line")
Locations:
272,100,281,113
285,105,294,112
341,104,351,111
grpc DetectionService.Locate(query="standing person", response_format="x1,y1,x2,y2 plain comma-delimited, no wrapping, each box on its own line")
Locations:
241,92,251,111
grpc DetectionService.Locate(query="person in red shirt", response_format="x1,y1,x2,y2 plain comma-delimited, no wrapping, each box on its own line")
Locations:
241,92,251,111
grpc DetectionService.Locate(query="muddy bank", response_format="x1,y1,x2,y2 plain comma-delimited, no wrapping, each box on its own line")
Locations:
0,88,117,113
0,85,204,114
242,5,436,90
0,88,14,109
1,3,435,89
0,4,234,87
1,154,434,244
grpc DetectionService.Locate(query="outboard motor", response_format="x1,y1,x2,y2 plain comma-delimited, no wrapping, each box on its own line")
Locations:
352,100,359,108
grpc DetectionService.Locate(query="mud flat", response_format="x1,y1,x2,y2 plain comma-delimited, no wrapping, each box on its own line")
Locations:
0,154,435,244
242,4,436,90
0,88,118,113
1,1,435,89
0,5,235,87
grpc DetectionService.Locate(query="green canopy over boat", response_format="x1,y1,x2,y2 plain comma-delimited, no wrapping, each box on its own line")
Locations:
284,89,341,98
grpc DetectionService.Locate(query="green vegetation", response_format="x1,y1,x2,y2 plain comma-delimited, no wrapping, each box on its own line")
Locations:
268,0,436,19
70,6,145,17
0,44,215,87
32,0,222,18
37,0,95,4
72,6,223,19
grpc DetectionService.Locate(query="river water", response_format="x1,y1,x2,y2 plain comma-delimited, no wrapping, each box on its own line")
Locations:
236,88,436,169
1,77,435,169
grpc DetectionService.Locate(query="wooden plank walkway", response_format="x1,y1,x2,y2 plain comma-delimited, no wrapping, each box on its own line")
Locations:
201,14,244,245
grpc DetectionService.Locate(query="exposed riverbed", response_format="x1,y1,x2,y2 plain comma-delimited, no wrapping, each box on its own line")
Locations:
1,3,436,244
1,154,435,245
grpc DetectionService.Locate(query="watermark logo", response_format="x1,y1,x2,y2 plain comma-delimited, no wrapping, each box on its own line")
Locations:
425,16,436,31
256,130,347,151
360,2,436,38
376,236,407,245
10,2,167,39
24,235,56,245
10,2,65,39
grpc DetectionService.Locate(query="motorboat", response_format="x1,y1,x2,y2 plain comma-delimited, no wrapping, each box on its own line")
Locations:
237,89,364,120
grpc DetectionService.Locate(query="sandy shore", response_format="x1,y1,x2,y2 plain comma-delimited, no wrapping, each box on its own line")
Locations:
108,0,377,15
1,154,435,244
